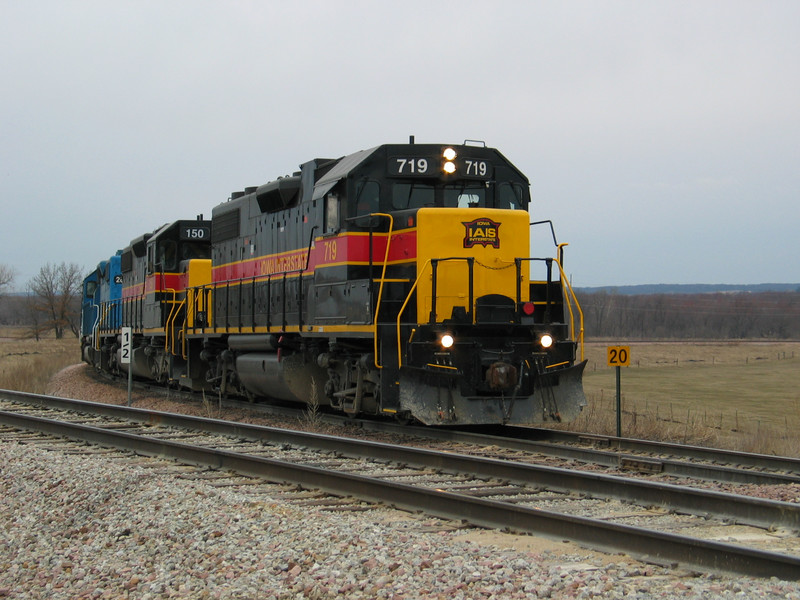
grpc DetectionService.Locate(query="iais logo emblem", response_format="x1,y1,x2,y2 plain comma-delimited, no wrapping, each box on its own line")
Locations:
462,217,501,249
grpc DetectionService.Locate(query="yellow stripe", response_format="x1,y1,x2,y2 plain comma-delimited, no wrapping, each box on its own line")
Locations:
427,363,458,371
546,361,569,369
183,324,377,336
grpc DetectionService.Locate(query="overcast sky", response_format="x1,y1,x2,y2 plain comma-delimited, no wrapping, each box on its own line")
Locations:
1,1,798,288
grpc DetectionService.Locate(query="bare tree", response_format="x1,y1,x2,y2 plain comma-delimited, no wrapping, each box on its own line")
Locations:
0,263,17,325
22,290,47,341
0,263,15,296
28,262,83,339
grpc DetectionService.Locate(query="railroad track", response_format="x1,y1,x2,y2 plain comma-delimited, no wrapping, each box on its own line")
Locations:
2,389,800,580
98,369,800,487
357,420,800,486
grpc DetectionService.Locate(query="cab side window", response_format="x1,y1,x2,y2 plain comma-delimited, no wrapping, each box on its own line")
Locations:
160,241,177,271
324,192,340,234
147,245,155,274
355,180,380,214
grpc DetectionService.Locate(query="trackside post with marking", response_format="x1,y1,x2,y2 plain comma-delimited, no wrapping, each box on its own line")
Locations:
121,327,132,406
607,346,630,437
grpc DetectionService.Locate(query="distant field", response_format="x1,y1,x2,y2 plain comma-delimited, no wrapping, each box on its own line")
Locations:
0,327,81,394
576,341,800,454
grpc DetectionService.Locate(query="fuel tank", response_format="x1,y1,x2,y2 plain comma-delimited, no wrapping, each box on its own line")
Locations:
235,352,330,406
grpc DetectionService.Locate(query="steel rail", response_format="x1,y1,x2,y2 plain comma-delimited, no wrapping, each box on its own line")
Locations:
2,392,800,532
506,426,800,473
348,420,800,485
1,408,800,580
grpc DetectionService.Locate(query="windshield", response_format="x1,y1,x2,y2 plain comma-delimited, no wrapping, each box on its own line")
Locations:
392,182,434,210
444,182,486,208
388,181,527,211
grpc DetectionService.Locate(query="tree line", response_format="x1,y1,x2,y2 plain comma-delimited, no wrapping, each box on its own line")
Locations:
578,290,800,339
0,262,83,339
2,260,799,341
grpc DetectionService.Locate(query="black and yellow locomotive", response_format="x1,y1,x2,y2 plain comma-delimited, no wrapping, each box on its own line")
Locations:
81,140,586,425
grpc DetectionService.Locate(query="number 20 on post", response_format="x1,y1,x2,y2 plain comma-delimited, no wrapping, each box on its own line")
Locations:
607,346,630,367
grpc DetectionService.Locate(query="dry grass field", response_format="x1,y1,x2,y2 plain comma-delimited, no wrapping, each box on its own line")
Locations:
1,327,798,456
574,341,800,455
0,327,81,395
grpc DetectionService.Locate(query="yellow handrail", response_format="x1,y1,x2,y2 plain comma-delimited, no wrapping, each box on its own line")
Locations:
93,303,108,351
552,251,584,362
370,214,394,369
393,253,585,369
187,285,213,331
164,289,183,356
179,321,188,360
395,259,432,370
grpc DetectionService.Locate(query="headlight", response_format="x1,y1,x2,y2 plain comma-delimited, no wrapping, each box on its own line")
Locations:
540,334,554,349
443,147,457,173
440,333,455,349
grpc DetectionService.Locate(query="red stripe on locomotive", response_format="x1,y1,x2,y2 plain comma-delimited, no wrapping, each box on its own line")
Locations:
212,230,417,283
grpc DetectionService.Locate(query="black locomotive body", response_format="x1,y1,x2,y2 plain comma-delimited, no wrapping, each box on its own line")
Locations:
81,141,586,425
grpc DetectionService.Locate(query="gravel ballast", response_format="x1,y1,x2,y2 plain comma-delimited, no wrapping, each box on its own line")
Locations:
3,444,800,598
0,365,799,597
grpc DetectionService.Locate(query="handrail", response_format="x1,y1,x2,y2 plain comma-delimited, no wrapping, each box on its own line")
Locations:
364,214,394,369
193,226,319,334
175,296,189,359
430,257,475,325
180,327,187,360
184,285,213,335
187,283,220,333
395,259,432,370
91,303,101,351
170,297,186,356
552,256,585,362
514,255,584,361
394,250,585,369
164,288,182,356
